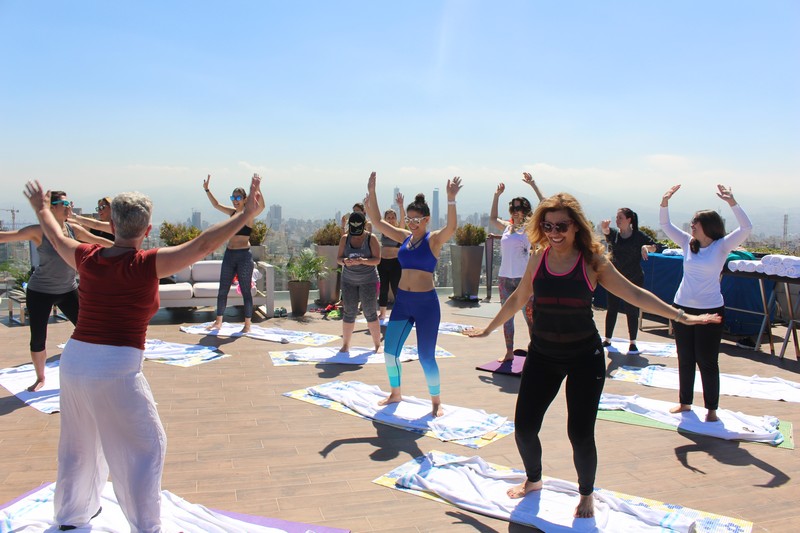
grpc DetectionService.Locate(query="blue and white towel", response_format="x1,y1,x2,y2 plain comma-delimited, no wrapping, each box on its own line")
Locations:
180,322,340,346
275,345,454,365
599,393,784,445
604,338,676,358
612,365,800,403
142,339,228,367
307,380,506,442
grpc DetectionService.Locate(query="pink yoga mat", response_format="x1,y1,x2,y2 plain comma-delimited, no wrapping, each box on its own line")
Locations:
475,353,526,375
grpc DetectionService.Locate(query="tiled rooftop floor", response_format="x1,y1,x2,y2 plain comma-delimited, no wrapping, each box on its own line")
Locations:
1,296,798,532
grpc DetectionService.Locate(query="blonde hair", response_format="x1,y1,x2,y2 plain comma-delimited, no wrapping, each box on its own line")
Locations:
526,193,605,268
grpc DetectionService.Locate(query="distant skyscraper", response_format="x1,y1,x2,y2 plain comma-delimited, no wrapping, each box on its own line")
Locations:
268,204,282,229
431,188,440,230
191,210,202,229
393,186,400,213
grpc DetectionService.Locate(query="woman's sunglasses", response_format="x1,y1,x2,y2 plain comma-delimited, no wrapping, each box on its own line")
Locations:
230,195,244,202
539,220,573,233
96,205,108,212
51,200,73,208
404,216,426,225
510,204,527,212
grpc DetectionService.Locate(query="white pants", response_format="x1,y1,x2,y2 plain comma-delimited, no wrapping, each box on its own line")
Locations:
55,339,166,532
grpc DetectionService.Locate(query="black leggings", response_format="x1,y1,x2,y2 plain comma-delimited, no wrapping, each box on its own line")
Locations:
604,277,642,341
515,346,606,496
672,304,725,410
26,287,79,352
377,257,401,307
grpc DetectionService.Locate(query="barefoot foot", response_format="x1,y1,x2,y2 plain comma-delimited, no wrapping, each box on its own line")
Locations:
338,345,349,354
669,404,691,414
432,402,444,418
27,379,44,393
705,409,719,422
205,321,222,331
574,494,595,518
378,392,402,406
507,479,543,499
497,352,515,363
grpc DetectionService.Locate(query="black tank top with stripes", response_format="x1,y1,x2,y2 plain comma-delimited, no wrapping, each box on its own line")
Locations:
530,248,601,359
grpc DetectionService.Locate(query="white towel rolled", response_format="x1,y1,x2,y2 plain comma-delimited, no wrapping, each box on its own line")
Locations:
742,261,758,272
728,260,741,272
785,266,799,278
756,263,766,274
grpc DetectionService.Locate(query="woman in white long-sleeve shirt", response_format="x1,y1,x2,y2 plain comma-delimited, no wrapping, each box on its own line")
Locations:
659,184,752,422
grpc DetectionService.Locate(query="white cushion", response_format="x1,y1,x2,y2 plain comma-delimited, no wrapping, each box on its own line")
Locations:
191,261,223,282
158,283,194,300
193,282,238,298
174,266,192,283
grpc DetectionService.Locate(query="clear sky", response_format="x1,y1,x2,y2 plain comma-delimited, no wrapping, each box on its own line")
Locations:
1,0,798,235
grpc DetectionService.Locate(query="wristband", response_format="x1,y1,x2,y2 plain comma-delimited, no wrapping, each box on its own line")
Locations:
204,189,210,192
675,309,685,323
448,201,456,205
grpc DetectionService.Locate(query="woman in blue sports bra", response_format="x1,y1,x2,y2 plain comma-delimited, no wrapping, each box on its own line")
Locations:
203,174,263,333
365,171,462,418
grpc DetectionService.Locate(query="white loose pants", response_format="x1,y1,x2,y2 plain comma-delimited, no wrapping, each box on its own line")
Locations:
55,339,166,532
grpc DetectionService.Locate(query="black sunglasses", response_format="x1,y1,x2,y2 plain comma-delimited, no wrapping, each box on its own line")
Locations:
539,220,573,233
510,204,527,212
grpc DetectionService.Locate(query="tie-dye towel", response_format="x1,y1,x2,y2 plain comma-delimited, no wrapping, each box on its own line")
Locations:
599,393,784,445
612,365,800,403
142,339,228,367
269,345,454,366
180,322,340,346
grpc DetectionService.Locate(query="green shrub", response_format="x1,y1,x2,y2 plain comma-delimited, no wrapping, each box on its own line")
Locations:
249,219,269,246
311,220,343,246
285,248,329,282
159,222,201,246
455,223,487,246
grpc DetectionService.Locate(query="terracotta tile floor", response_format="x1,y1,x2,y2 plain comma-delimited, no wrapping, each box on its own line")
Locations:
1,298,798,532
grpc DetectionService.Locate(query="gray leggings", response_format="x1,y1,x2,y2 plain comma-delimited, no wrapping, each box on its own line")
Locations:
341,280,378,323
216,248,254,318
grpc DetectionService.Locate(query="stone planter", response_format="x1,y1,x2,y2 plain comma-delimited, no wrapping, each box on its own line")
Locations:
288,280,311,316
450,244,484,299
250,245,266,261
315,244,340,305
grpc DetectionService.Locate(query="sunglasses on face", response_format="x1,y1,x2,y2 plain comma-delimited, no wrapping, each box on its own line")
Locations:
405,216,426,225
230,195,244,202
539,220,573,234
51,200,73,208
510,204,526,212
96,205,108,212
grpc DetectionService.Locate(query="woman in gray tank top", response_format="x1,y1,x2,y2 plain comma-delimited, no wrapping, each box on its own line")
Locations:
0,190,112,391
336,212,382,353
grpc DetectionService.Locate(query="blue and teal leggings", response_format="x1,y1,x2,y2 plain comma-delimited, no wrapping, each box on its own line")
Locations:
383,289,441,396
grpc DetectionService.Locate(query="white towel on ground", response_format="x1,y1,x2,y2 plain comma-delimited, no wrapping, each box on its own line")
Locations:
0,482,285,532
599,393,783,445
396,452,697,532
142,339,226,366
0,360,61,414
605,338,676,357
180,322,340,345
612,365,800,403
307,380,506,441
284,346,416,364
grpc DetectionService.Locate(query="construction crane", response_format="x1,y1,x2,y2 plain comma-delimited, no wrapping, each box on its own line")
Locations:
1,208,20,230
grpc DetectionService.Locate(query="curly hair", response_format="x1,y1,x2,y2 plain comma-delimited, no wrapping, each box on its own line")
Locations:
526,193,605,267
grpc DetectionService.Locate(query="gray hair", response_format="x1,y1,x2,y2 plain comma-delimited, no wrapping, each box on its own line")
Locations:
111,192,153,239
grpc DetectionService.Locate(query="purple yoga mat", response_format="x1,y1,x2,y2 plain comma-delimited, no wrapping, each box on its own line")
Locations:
0,483,349,533
475,354,526,375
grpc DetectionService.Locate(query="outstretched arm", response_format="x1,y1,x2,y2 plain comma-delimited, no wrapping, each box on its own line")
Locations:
157,174,264,277
365,171,409,243
23,182,81,269
71,224,113,247
203,174,236,216
489,183,509,231
522,172,545,202
430,176,462,248
69,213,112,233
0,225,43,247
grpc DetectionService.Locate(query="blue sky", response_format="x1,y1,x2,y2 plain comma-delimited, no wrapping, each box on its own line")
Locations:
1,1,798,235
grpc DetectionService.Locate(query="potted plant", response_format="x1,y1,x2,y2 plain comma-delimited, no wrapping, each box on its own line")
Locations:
249,219,269,260
311,220,343,305
159,222,201,246
451,223,487,300
285,248,329,316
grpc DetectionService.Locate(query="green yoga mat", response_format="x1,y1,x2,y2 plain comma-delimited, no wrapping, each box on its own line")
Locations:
597,410,794,450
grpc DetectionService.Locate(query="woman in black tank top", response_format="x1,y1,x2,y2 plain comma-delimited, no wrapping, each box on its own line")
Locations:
468,192,721,520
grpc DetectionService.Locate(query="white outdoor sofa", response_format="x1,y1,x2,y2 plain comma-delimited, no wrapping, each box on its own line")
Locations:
158,260,275,318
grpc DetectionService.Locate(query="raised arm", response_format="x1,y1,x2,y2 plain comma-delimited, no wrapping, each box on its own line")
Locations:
365,171,409,243
395,191,407,229
717,184,753,249
203,174,235,216
659,184,690,248
429,176,462,248
157,175,264,277
522,172,545,202
71,224,113,247
489,183,509,232
23,182,81,270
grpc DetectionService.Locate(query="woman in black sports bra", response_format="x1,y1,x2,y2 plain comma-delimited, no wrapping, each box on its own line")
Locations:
203,174,262,333
468,192,721,520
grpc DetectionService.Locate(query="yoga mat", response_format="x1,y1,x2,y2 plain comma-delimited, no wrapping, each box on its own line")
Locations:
598,393,791,448
476,354,526,376
0,360,61,414
284,381,513,448
597,410,794,450
605,337,677,358
180,322,341,346
0,482,349,532
269,344,455,366
374,451,753,533
612,365,800,403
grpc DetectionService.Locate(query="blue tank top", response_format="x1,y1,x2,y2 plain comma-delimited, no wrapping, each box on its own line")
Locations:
397,232,437,273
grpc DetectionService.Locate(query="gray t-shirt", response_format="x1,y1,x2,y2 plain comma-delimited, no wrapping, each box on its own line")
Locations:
341,233,379,285
27,224,78,294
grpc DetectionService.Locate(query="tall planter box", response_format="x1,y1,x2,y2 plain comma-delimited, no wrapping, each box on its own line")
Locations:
450,244,484,299
315,244,340,305
288,280,311,316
